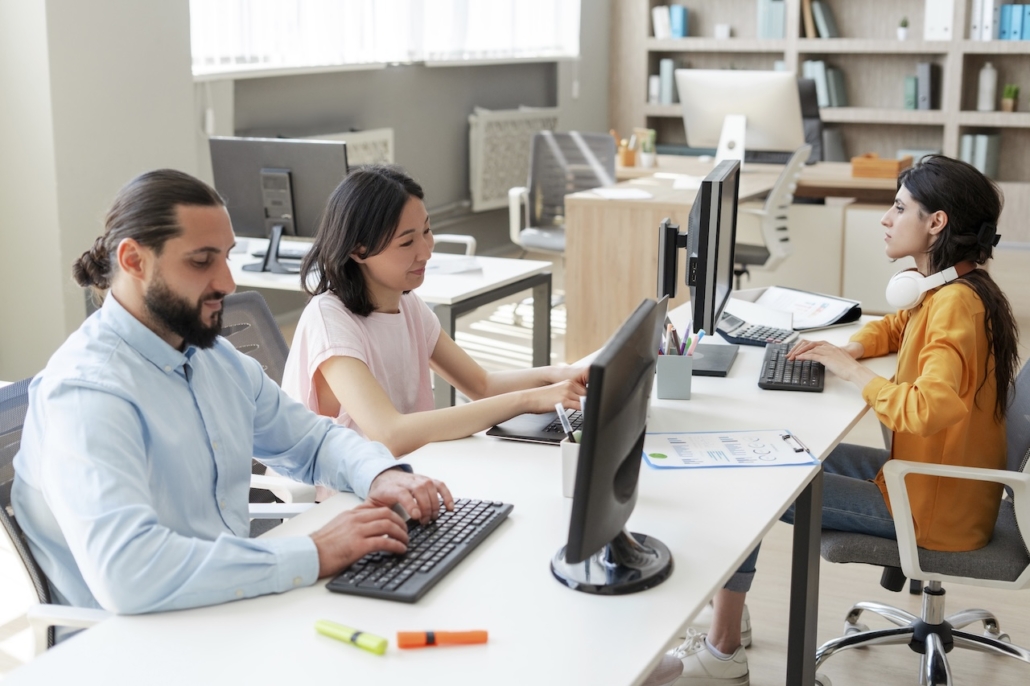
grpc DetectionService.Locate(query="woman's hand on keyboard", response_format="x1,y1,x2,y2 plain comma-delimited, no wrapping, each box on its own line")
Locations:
310,502,410,578
789,340,878,388
518,379,586,415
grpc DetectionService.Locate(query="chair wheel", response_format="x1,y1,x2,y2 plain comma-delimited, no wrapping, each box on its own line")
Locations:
815,671,833,686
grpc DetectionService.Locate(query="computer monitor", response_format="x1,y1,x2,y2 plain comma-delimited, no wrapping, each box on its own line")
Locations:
656,160,740,340
551,297,672,595
675,69,805,163
209,136,349,273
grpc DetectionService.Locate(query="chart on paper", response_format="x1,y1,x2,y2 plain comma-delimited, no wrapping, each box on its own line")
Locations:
643,430,818,469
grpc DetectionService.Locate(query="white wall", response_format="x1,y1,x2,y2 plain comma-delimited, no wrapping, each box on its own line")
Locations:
0,0,198,380
557,0,611,134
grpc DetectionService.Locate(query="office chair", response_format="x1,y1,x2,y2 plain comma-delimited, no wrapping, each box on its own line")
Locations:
732,144,812,289
219,292,316,532
508,130,616,256
815,360,1030,686
0,378,110,662
799,78,823,164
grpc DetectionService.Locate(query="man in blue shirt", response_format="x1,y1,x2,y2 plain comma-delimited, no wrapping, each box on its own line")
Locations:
13,169,452,614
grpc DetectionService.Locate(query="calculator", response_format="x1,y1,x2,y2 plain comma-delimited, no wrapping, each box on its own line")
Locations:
716,312,798,347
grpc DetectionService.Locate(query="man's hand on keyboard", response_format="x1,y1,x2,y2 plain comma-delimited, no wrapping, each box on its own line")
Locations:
310,502,409,578
368,469,454,526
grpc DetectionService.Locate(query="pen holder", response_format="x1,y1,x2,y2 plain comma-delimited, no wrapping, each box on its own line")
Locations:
656,354,693,400
560,439,579,498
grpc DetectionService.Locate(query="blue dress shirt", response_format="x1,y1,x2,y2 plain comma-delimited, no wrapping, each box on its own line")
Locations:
13,295,404,614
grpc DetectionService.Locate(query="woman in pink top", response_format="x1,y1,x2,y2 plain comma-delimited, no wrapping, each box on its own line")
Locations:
282,166,587,457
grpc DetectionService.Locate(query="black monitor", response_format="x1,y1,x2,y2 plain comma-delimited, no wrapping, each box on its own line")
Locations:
551,298,672,595
657,160,740,333
209,136,349,274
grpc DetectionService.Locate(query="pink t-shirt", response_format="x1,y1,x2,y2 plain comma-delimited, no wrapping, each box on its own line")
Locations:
282,291,442,435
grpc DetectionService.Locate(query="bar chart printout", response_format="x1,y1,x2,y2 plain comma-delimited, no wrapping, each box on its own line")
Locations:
643,431,818,469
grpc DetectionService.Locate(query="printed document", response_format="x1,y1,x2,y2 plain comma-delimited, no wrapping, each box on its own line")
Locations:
754,286,860,330
643,430,818,469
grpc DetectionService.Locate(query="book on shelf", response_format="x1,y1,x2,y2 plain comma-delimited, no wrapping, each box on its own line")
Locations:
652,5,672,39
826,67,847,107
811,0,840,38
1000,4,1013,39
669,5,688,38
973,133,1001,179
917,62,941,110
971,0,983,40
923,0,955,40
756,0,786,39
982,0,1001,40
960,134,975,164
802,60,830,107
1006,4,1024,40
903,75,918,110
659,58,675,105
801,0,817,38
1024,6,1030,39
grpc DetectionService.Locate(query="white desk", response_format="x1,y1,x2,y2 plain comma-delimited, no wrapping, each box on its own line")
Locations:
228,239,553,407
5,314,895,686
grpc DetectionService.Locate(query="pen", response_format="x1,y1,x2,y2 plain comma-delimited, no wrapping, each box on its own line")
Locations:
315,619,388,655
687,329,705,356
681,334,692,356
397,630,488,648
555,403,576,443
667,324,682,356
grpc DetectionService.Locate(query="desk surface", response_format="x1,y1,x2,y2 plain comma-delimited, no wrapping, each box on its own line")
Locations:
616,156,898,203
229,239,551,306
6,315,895,686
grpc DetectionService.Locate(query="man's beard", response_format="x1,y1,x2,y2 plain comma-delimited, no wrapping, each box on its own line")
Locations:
144,275,225,350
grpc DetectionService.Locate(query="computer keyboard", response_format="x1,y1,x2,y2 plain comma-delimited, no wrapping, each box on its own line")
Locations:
326,498,513,603
758,342,824,392
542,409,584,434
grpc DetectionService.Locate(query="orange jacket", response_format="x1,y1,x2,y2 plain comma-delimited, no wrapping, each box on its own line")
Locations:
852,281,1004,552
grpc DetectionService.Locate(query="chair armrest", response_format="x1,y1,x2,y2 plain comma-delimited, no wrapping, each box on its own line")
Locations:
248,502,315,519
433,234,477,256
882,460,1030,587
26,604,111,656
508,186,529,246
250,473,317,504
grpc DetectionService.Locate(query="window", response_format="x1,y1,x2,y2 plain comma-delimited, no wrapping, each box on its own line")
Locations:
190,0,580,77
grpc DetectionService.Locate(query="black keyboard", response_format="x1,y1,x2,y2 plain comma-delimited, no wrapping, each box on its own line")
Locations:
758,343,825,392
542,409,584,434
326,498,513,603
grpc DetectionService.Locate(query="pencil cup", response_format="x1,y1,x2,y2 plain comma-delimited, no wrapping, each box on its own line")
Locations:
561,439,580,498
656,355,693,400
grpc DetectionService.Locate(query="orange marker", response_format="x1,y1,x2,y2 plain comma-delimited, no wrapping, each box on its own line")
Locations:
397,630,488,648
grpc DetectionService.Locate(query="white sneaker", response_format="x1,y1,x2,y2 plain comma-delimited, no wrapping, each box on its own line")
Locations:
669,629,749,686
680,604,752,648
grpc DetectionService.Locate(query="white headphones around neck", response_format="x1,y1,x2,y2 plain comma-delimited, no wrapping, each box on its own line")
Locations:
885,261,976,310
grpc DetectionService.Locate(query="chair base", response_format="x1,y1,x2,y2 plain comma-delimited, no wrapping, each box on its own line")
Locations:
816,582,1030,686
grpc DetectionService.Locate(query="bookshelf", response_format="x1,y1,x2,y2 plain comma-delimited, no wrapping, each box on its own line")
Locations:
611,0,1030,242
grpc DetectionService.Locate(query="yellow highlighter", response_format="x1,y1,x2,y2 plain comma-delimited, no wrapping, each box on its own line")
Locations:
315,619,388,656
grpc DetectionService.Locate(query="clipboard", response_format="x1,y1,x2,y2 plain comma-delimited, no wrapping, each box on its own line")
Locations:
643,430,818,469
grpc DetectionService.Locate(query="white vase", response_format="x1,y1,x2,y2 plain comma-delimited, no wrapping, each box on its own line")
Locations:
897,27,908,40
639,151,656,168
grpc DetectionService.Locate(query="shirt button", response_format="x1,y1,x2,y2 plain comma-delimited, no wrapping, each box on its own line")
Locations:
236,589,244,598
220,499,227,509
212,441,219,451
164,365,172,372
293,577,303,586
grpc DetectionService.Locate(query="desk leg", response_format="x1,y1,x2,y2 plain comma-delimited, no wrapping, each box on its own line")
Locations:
531,278,551,368
787,468,822,686
433,304,457,409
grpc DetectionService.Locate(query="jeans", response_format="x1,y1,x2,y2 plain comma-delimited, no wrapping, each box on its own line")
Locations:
724,443,897,593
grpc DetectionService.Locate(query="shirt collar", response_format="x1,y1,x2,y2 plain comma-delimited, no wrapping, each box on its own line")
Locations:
101,294,196,375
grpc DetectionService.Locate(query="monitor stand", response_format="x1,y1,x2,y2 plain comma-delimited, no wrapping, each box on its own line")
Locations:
551,529,673,595
716,114,746,170
243,224,301,274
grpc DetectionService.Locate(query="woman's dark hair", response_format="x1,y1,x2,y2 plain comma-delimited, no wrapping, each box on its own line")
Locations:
73,169,224,299
301,165,425,316
898,155,1019,419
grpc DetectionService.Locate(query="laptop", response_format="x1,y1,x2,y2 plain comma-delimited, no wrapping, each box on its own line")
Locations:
486,296,669,444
